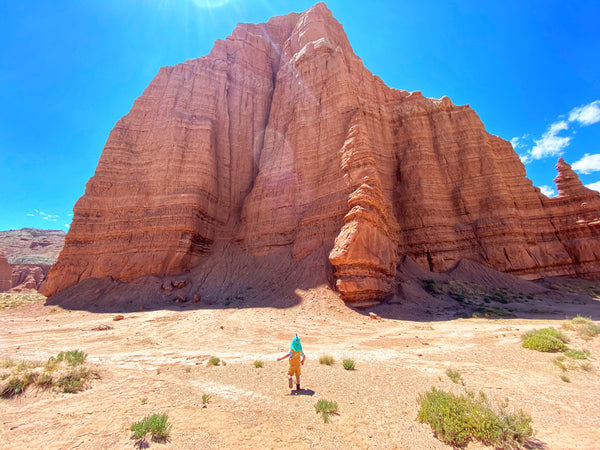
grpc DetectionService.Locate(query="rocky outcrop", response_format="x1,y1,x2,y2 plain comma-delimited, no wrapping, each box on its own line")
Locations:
0,252,11,291
11,264,51,291
0,228,65,291
41,3,600,305
329,115,399,304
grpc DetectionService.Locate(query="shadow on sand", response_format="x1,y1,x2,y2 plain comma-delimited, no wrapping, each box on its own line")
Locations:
44,254,600,323
287,388,315,396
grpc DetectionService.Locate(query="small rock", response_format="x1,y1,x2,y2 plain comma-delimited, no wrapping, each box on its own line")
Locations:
172,280,188,289
192,293,201,303
174,295,187,303
369,312,381,320
113,315,125,321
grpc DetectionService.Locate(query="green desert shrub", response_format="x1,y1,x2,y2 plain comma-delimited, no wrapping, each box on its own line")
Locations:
253,360,264,368
57,350,87,366
342,359,355,370
0,372,37,398
207,357,221,366
522,328,568,352
564,349,589,360
446,369,463,384
417,387,533,448
315,399,339,423
55,367,97,393
319,355,334,366
130,413,172,442
1,352,97,398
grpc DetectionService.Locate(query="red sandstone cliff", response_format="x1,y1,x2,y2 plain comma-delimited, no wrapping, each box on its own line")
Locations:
41,3,600,304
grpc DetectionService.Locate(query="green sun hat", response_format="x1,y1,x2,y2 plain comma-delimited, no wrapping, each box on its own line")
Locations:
290,334,302,352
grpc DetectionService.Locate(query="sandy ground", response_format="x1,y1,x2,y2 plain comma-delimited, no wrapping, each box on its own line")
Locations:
1,285,600,450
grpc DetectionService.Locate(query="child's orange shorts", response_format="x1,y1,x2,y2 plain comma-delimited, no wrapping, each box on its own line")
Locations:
288,350,302,376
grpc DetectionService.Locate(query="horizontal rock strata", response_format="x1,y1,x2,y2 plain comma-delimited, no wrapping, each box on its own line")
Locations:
42,3,600,304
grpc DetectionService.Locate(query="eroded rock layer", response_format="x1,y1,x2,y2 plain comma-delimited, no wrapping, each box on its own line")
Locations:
42,3,600,303
0,229,64,291
0,252,11,292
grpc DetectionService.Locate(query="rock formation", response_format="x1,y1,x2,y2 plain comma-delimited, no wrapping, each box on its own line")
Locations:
0,252,11,291
0,228,65,291
41,3,600,305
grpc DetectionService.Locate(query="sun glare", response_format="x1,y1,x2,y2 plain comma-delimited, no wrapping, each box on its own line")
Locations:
192,0,235,8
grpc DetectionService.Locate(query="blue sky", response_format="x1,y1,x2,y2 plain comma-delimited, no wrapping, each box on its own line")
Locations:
1,0,599,231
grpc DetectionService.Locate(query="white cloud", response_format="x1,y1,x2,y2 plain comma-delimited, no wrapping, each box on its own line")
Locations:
539,185,557,197
28,210,60,222
527,120,571,161
585,181,600,193
510,137,521,150
572,153,600,174
569,100,600,126
517,99,599,164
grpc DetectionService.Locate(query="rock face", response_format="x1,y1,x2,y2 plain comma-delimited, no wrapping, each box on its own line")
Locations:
0,229,65,291
0,252,11,291
41,3,600,304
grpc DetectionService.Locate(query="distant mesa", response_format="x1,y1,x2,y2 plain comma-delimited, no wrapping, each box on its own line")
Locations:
40,3,600,306
0,228,65,292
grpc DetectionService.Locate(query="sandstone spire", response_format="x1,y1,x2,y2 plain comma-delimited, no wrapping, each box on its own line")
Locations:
554,157,599,198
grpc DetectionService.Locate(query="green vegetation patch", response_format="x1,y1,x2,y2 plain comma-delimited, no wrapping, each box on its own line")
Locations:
130,413,172,443
207,357,221,366
315,399,339,423
522,328,568,352
1,350,97,398
422,279,528,318
564,349,589,360
0,293,40,309
417,387,533,448
446,369,464,385
342,359,355,370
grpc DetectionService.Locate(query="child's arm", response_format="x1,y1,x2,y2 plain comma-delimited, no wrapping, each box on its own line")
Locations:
277,352,290,362
301,354,306,365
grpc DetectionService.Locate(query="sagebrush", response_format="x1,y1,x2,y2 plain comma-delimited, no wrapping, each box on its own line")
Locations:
418,387,533,448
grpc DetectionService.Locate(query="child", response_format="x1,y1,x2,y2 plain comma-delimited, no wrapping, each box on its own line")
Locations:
277,334,306,390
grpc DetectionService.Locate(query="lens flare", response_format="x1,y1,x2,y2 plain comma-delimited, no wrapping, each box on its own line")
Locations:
192,0,234,8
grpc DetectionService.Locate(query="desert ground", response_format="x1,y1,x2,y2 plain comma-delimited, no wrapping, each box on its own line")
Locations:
1,282,600,450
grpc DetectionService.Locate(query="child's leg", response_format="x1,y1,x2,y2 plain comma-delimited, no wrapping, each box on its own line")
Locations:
288,374,293,389
296,375,300,390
